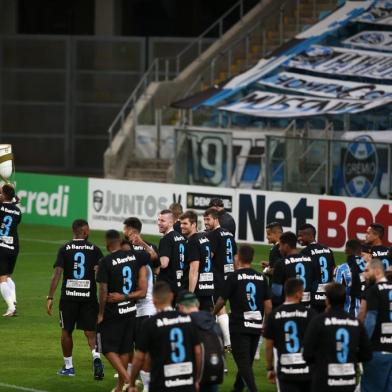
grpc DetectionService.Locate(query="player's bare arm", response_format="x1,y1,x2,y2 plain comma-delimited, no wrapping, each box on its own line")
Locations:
212,297,226,316
194,343,202,391
98,282,108,324
46,266,63,316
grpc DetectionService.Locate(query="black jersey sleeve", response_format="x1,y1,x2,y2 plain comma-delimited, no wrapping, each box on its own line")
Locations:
96,258,109,283
190,323,201,346
364,284,378,310
207,230,218,254
302,315,322,364
272,260,285,284
221,273,235,300
358,321,373,363
94,246,104,264
187,238,200,263
54,246,66,269
159,236,172,258
263,309,276,339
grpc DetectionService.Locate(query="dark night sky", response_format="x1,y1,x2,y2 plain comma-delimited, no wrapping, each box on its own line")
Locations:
18,0,258,37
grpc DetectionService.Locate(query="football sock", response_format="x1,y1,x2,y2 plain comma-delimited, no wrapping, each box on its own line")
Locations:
140,370,150,390
91,349,100,360
64,356,73,369
127,363,132,375
217,313,231,347
7,277,16,304
0,282,15,311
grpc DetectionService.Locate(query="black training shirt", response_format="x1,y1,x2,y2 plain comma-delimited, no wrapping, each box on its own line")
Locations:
137,310,200,392
0,202,22,252
54,239,103,302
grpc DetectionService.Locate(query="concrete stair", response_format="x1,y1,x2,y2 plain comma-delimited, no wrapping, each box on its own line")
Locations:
125,159,171,183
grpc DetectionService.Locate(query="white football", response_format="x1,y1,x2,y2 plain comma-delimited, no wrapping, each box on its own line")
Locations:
0,144,13,179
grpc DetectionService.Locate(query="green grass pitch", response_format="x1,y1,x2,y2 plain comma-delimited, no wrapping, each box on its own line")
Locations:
0,224,345,392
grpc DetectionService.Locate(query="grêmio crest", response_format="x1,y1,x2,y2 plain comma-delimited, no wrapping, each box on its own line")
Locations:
343,136,378,198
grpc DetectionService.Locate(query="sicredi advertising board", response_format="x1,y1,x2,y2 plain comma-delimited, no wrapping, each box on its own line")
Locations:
88,178,392,250
14,172,88,226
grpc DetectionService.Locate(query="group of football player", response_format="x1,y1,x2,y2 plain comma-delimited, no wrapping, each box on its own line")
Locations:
43,195,392,392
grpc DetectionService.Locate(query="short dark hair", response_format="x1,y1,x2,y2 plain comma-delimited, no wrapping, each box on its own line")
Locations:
299,223,316,237
169,203,183,218
72,219,88,234
105,229,120,241
180,210,198,225
1,183,15,200
280,231,297,249
153,281,173,304
159,209,173,216
266,221,283,232
369,223,384,239
284,278,304,297
238,245,254,264
208,198,224,208
203,208,219,219
123,217,142,232
345,239,362,254
325,282,346,307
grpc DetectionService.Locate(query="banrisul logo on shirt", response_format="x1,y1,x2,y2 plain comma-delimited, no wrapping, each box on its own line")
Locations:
14,172,88,226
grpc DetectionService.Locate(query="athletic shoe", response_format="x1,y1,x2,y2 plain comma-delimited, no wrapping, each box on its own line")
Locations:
57,366,75,376
114,372,119,378
93,357,104,380
2,309,16,317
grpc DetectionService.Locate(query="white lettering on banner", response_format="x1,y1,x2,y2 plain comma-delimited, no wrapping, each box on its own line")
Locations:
220,90,391,118
344,31,392,51
288,45,392,80
88,178,392,251
17,186,69,217
258,72,392,100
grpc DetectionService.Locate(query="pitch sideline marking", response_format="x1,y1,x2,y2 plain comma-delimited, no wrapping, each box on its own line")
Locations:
0,383,50,392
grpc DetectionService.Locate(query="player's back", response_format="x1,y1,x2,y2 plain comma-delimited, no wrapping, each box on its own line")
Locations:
0,201,21,252
55,239,103,302
139,310,199,392
371,245,392,270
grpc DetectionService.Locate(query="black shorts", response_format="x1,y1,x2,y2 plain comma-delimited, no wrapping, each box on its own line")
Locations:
0,249,17,276
197,295,215,312
59,299,98,333
134,315,153,350
278,378,311,392
97,316,135,355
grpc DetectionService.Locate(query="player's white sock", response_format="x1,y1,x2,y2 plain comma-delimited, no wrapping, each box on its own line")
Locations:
140,370,150,391
64,356,73,369
0,282,15,311
7,278,16,304
91,349,100,360
127,363,132,376
217,314,231,347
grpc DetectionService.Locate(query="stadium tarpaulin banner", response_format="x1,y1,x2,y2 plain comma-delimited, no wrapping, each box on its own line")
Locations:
201,1,372,107
355,0,392,25
287,45,392,80
219,91,391,118
343,31,392,51
257,72,392,100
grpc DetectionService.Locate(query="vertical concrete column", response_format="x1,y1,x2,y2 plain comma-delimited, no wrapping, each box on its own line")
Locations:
95,0,121,35
0,0,18,34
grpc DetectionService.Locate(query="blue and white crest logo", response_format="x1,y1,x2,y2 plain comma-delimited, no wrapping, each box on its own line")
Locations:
343,136,378,198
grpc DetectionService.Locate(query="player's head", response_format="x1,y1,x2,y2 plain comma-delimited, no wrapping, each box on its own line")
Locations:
366,223,384,245
72,219,89,239
208,198,224,211
123,217,142,238
361,243,373,263
325,282,346,309
365,258,385,284
203,207,220,231
105,229,121,252
158,209,174,234
152,281,173,309
169,203,183,220
120,239,132,251
180,210,198,237
0,183,17,203
297,224,316,246
176,290,200,314
279,231,297,257
345,239,362,257
236,245,254,268
284,278,304,303
266,221,283,244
